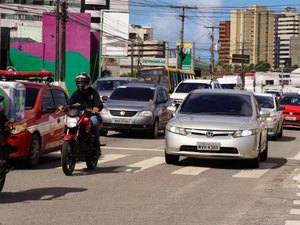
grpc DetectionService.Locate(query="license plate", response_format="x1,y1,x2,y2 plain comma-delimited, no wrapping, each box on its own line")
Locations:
285,116,296,121
112,118,131,124
197,142,221,151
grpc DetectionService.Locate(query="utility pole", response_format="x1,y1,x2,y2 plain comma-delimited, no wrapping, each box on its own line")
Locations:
130,40,134,76
60,0,68,82
55,0,60,82
172,6,196,69
205,26,220,80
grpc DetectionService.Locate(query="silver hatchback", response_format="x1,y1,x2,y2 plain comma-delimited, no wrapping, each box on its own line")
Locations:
165,89,269,168
101,83,173,138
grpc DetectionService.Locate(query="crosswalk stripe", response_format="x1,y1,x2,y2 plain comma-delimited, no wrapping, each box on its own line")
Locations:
113,156,165,173
290,209,300,215
289,151,300,160
171,166,210,176
72,154,128,170
232,163,277,178
286,221,300,225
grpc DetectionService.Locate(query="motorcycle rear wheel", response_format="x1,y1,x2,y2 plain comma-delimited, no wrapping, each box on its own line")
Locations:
61,140,77,176
0,167,6,192
86,155,99,169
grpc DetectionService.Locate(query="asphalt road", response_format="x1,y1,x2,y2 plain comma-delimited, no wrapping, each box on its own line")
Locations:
1,128,300,225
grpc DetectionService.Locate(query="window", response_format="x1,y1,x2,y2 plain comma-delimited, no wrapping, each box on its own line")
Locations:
42,90,55,112
25,87,39,110
52,89,68,106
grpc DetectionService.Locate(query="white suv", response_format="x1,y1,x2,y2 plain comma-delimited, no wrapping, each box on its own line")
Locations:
170,79,222,106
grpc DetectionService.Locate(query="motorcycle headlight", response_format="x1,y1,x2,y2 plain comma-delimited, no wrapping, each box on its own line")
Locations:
233,128,258,138
139,111,153,117
66,117,79,128
166,124,187,136
11,123,27,134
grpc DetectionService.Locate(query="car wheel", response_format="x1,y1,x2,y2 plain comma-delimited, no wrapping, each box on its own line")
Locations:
0,163,6,192
261,140,268,161
165,152,179,165
149,119,159,139
26,134,40,168
277,125,283,138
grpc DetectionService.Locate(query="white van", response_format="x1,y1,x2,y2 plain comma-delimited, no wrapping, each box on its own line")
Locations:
217,75,242,89
170,79,222,106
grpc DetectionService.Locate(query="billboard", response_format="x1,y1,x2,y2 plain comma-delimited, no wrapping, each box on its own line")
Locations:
102,11,129,57
177,42,193,70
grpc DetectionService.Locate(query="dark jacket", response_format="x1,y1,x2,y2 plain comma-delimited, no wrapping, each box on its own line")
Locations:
69,87,103,110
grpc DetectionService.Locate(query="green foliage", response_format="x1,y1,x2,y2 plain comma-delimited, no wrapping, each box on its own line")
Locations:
120,70,138,77
292,64,299,69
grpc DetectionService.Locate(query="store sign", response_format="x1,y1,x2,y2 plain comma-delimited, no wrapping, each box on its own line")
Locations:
140,58,166,66
177,42,193,70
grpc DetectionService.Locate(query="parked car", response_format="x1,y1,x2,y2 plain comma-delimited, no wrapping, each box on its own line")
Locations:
170,79,222,107
255,93,284,140
101,83,172,138
279,92,300,127
265,89,282,99
8,81,68,168
165,89,269,168
92,77,138,102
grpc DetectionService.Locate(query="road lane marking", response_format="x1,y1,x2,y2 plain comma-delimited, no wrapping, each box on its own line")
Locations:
102,146,164,152
297,193,300,197
293,200,300,205
232,163,277,178
288,152,300,160
171,166,210,176
290,209,300,214
286,221,300,225
113,156,165,173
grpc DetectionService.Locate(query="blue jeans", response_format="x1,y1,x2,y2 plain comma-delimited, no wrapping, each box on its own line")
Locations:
90,115,100,148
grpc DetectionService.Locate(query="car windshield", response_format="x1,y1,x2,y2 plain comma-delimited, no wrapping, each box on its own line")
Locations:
110,87,155,101
94,80,128,91
220,84,237,89
25,87,39,110
279,96,300,106
255,96,274,109
180,93,253,116
175,83,211,93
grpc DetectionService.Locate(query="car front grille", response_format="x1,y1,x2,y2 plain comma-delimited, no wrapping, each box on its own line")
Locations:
283,112,300,115
109,110,138,117
180,145,238,154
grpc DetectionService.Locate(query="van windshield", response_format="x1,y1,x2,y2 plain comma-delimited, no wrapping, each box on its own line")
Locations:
25,87,39,110
175,83,211,93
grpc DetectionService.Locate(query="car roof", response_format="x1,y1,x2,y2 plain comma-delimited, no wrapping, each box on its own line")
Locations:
255,93,274,98
95,77,137,81
180,79,216,84
191,88,252,96
19,81,64,90
123,82,162,88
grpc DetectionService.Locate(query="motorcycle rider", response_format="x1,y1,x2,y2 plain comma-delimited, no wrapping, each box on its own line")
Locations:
59,72,103,156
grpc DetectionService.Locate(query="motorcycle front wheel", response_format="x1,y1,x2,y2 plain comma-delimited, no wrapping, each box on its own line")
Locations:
0,164,6,192
61,140,77,176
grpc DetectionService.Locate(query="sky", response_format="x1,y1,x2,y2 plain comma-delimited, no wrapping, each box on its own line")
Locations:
129,0,300,63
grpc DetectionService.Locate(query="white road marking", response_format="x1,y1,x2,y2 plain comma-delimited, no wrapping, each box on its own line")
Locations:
293,175,300,181
113,156,165,173
297,193,300,197
171,166,210,176
288,152,300,160
286,221,300,225
102,146,164,152
290,209,300,215
232,163,277,178
293,200,300,205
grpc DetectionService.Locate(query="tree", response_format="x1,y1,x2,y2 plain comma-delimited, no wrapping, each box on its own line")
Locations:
253,61,271,72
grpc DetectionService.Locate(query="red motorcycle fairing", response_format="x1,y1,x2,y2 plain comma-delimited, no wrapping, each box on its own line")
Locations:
63,133,77,141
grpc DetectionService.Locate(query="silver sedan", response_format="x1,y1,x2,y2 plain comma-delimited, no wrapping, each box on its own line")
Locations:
165,89,269,168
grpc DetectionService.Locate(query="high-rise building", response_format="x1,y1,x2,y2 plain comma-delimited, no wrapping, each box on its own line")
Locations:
274,7,300,69
218,21,231,66
230,5,274,67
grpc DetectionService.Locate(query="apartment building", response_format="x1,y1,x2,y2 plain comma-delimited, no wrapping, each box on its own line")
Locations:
218,21,231,66
274,7,300,69
230,5,274,67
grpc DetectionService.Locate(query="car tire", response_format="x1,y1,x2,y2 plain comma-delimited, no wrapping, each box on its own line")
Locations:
261,140,268,161
0,163,6,192
26,134,40,168
165,152,179,165
149,119,159,139
277,125,283,138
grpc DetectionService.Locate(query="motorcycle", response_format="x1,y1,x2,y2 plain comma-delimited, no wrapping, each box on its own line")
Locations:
61,103,101,176
0,120,16,193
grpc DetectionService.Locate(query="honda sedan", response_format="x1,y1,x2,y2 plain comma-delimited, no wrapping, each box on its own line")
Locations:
165,89,269,168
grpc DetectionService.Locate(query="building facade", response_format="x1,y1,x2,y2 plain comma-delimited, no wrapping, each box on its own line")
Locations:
218,21,231,66
230,5,274,67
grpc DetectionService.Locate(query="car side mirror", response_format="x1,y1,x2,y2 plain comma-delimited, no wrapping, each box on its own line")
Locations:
101,96,108,103
259,109,270,118
167,105,177,115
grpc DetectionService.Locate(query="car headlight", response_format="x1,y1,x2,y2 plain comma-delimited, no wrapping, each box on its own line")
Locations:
166,124,187,136
11,123,27,134
233,128,258,138
101,108,109,115
66,117,79,128
139,111,153,117
266,116,277,122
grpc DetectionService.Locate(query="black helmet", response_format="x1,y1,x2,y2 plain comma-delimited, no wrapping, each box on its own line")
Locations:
75,72,91,92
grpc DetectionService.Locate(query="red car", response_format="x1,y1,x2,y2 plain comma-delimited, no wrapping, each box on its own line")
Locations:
0,72,69,168
279,93,300,127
